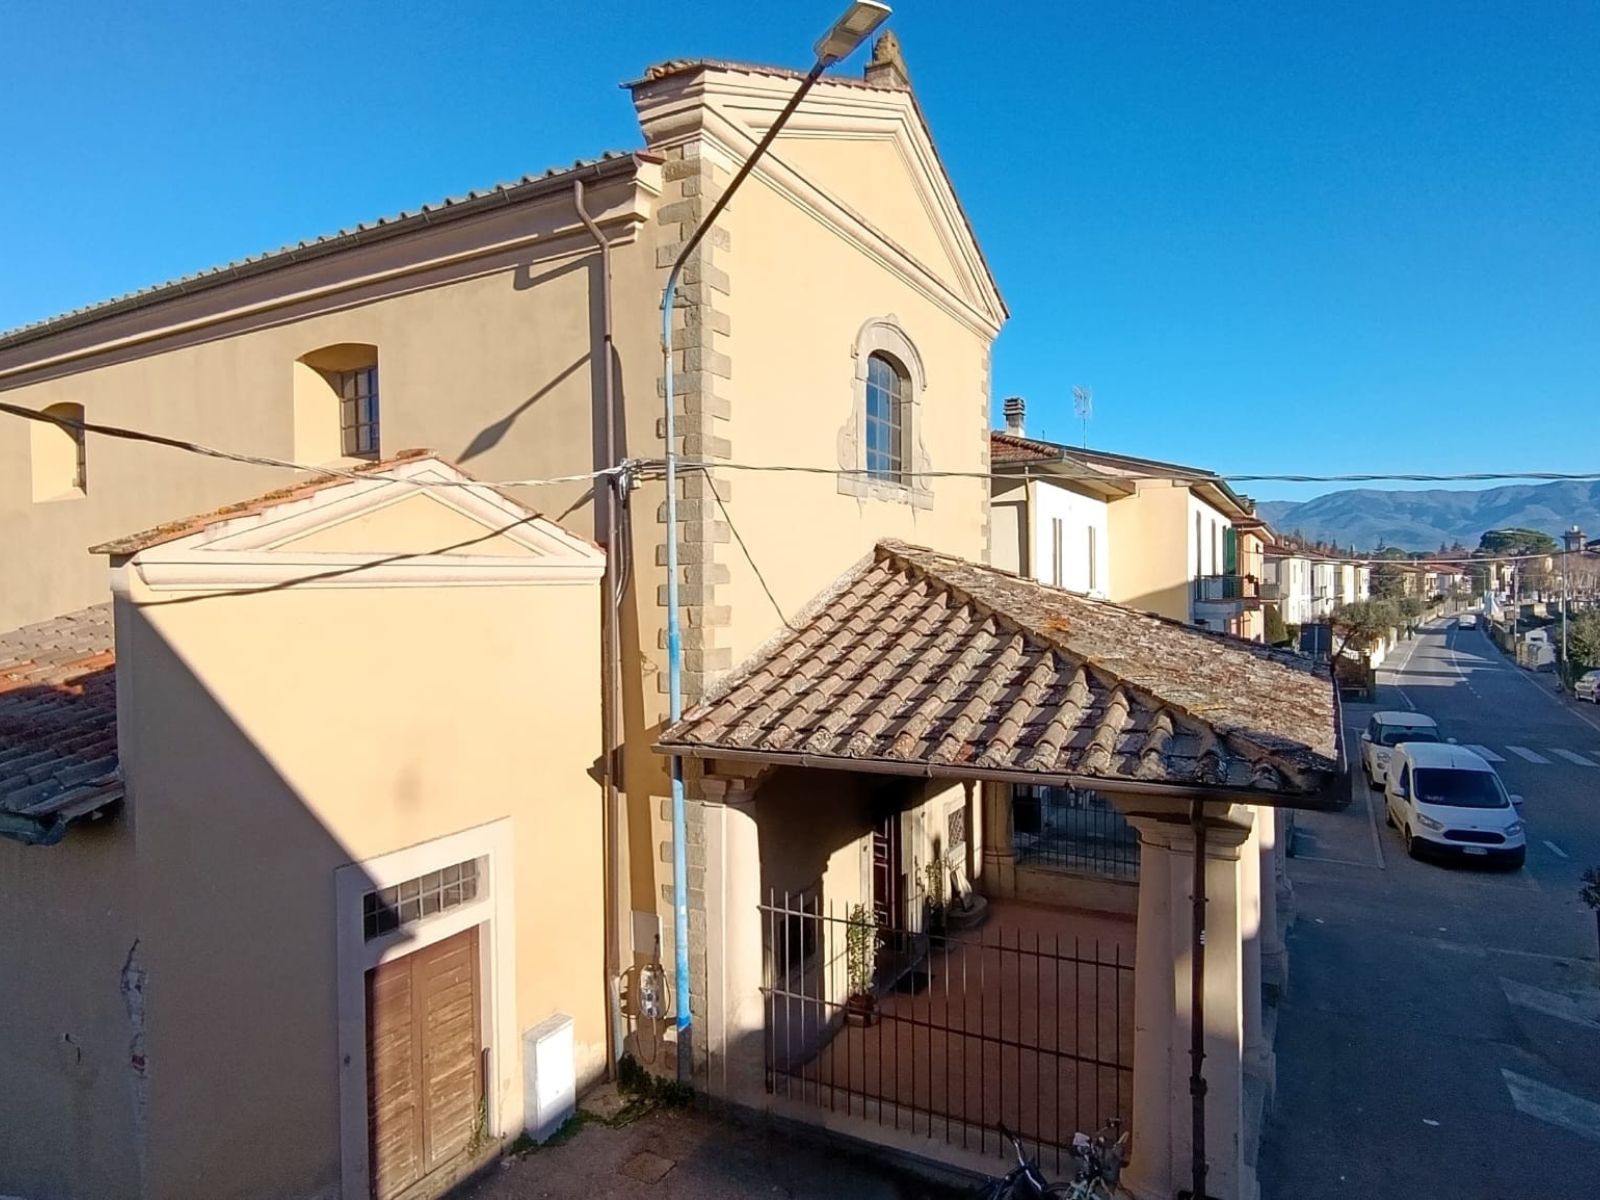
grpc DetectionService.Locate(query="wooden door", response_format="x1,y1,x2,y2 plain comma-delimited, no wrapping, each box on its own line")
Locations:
366,926,483,1200
871,814,903,933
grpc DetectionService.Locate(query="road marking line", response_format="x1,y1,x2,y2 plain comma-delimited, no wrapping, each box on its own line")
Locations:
1464,744,1506,763
1502,1070,1600,1145
1505,745,1552,764
1502,978,1600,1030
1550,748,1598,766
1544,840,1570,859
1290,854,1377,868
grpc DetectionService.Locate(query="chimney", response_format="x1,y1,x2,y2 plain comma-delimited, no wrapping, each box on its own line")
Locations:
864,31,911,90
1002,396,1026,437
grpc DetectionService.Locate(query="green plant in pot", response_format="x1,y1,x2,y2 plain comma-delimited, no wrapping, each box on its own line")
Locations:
924,856,950,938
844,903,881,1026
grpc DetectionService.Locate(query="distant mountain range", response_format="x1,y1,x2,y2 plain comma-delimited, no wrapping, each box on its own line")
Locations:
1255,481,1600,552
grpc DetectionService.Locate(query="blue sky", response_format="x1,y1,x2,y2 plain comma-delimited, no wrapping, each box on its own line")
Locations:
4,1,1597,502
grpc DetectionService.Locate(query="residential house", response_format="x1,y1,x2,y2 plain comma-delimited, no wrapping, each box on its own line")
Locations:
1,457,608,1200
988,402,1269,640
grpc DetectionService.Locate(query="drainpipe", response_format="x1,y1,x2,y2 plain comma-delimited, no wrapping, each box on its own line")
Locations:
1189,799,1209,1200
662,55,835,1084
573,179,626,1074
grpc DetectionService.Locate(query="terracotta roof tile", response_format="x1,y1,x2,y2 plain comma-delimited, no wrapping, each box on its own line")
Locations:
662,543,1339,796
0,605,121,823
90,448,439,556
0,153,652,349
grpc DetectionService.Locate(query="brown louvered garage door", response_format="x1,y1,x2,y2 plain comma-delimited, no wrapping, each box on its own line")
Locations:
366,926,483,1200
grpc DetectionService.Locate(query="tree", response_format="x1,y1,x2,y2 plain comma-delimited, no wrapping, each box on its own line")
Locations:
1398,596,1426,625
1371,561,1407,599
1569,610,1600,673
1330,599,1401,652
1479,528,1558,557
1264,604,1289,647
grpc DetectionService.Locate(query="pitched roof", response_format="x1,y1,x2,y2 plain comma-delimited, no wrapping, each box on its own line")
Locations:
0,605,121,834
661,543,1340,799
90,448,442,556
628,58,1005,320
989,433,1256,516
0,152,649,350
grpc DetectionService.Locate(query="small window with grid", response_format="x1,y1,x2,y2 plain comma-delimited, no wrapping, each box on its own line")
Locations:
947,804,967,852
337,365,380,459
864,352,906,480
363,858,480,941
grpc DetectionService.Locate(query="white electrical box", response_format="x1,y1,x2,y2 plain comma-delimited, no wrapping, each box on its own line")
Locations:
523,1013,575,1144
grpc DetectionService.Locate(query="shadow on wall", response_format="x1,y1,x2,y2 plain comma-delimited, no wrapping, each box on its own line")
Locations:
0,637,409,1200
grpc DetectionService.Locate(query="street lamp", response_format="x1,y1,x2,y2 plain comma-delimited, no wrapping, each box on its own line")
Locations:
660,0,891,1083
1563,526,1585,676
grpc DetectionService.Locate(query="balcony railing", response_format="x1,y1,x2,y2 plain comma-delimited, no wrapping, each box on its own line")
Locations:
1192,574,1261,604
1259,581,1282,601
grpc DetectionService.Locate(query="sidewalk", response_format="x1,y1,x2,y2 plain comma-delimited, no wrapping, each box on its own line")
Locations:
460,1102,976,1200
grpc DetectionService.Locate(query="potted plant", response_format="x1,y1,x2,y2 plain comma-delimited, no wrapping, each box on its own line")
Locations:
1581,867,1600,961
924,856,950,940
844,904,881,1026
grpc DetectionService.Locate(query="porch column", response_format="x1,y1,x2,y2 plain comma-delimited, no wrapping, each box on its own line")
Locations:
700,776,767,1105
1123,812,1256,1200
980,780,1017,897
1240,808,1273,1099
1258,804,1286,994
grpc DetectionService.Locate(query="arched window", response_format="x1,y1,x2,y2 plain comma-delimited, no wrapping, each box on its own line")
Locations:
31,402,86,500
864,352,907,480
294,344,380,463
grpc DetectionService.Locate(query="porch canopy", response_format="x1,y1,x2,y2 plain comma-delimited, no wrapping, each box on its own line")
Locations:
658,541,1345,809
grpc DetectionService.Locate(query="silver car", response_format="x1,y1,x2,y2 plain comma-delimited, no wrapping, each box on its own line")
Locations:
1576,669,1600,703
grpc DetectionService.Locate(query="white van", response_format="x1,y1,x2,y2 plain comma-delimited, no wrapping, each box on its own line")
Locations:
1383,742,1524,868
1458,613,1477,629
1360,711,1442,786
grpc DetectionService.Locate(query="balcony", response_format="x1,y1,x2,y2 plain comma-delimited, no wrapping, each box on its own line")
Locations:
1259,581,1282,602
1191,574,1262,606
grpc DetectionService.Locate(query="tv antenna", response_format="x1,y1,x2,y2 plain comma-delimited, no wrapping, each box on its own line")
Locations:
1071,385,1093,448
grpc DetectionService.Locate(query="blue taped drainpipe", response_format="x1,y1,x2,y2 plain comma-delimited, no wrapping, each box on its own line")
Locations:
660,57,830,1083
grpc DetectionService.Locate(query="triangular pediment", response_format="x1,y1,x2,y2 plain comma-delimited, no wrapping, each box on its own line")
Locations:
106,454,604,592
633,65,1006,333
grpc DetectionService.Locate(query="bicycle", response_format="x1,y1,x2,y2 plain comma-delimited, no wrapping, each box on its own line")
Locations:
976,1120,1131,1199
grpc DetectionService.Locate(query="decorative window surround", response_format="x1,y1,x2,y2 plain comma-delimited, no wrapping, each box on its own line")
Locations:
836,316,933,509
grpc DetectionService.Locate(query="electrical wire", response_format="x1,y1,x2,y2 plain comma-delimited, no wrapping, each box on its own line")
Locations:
0,400,623,491
697,467,793,630
8,399,1600,492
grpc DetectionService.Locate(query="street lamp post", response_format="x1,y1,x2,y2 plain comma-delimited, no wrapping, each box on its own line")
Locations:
660,0,891,1083
1564,526,1586,679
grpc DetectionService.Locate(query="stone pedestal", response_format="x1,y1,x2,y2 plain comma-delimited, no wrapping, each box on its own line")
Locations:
1121,811,1257,1200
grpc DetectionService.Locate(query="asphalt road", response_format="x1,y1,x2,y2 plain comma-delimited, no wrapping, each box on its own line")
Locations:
1259,617,1600,1200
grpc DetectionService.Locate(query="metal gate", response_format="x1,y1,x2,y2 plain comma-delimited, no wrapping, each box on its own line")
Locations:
761,892,1133,1174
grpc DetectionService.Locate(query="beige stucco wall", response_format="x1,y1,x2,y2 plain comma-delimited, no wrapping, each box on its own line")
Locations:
0,170,656,633
713,166,992,661
0,824,141,1200
1106,482,1192,621
117,574,604,1200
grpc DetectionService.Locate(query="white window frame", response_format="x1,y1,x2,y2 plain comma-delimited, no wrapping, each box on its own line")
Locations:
1051,518,1064,587
1087,526,1098,593
335,818,518,1200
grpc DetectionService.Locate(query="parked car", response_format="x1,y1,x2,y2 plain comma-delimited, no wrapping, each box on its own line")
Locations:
1383,742,1525,868
1360,711,1442,786
1457,613,1477,629
1575,669,1600,703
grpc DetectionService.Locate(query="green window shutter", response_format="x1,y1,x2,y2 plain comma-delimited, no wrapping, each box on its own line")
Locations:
1224,526,1239,574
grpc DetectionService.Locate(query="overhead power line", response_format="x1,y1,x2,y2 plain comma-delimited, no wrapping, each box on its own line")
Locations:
6,398,1600,496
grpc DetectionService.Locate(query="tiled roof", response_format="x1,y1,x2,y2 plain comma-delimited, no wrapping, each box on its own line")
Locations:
661,543,1340,796
990,432,1068,464
90,448,440,557
0,605,121,828
0,153,648,349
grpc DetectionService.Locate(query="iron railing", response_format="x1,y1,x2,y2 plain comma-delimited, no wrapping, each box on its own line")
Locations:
1012,786,1140,881
761,892,1134,1175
